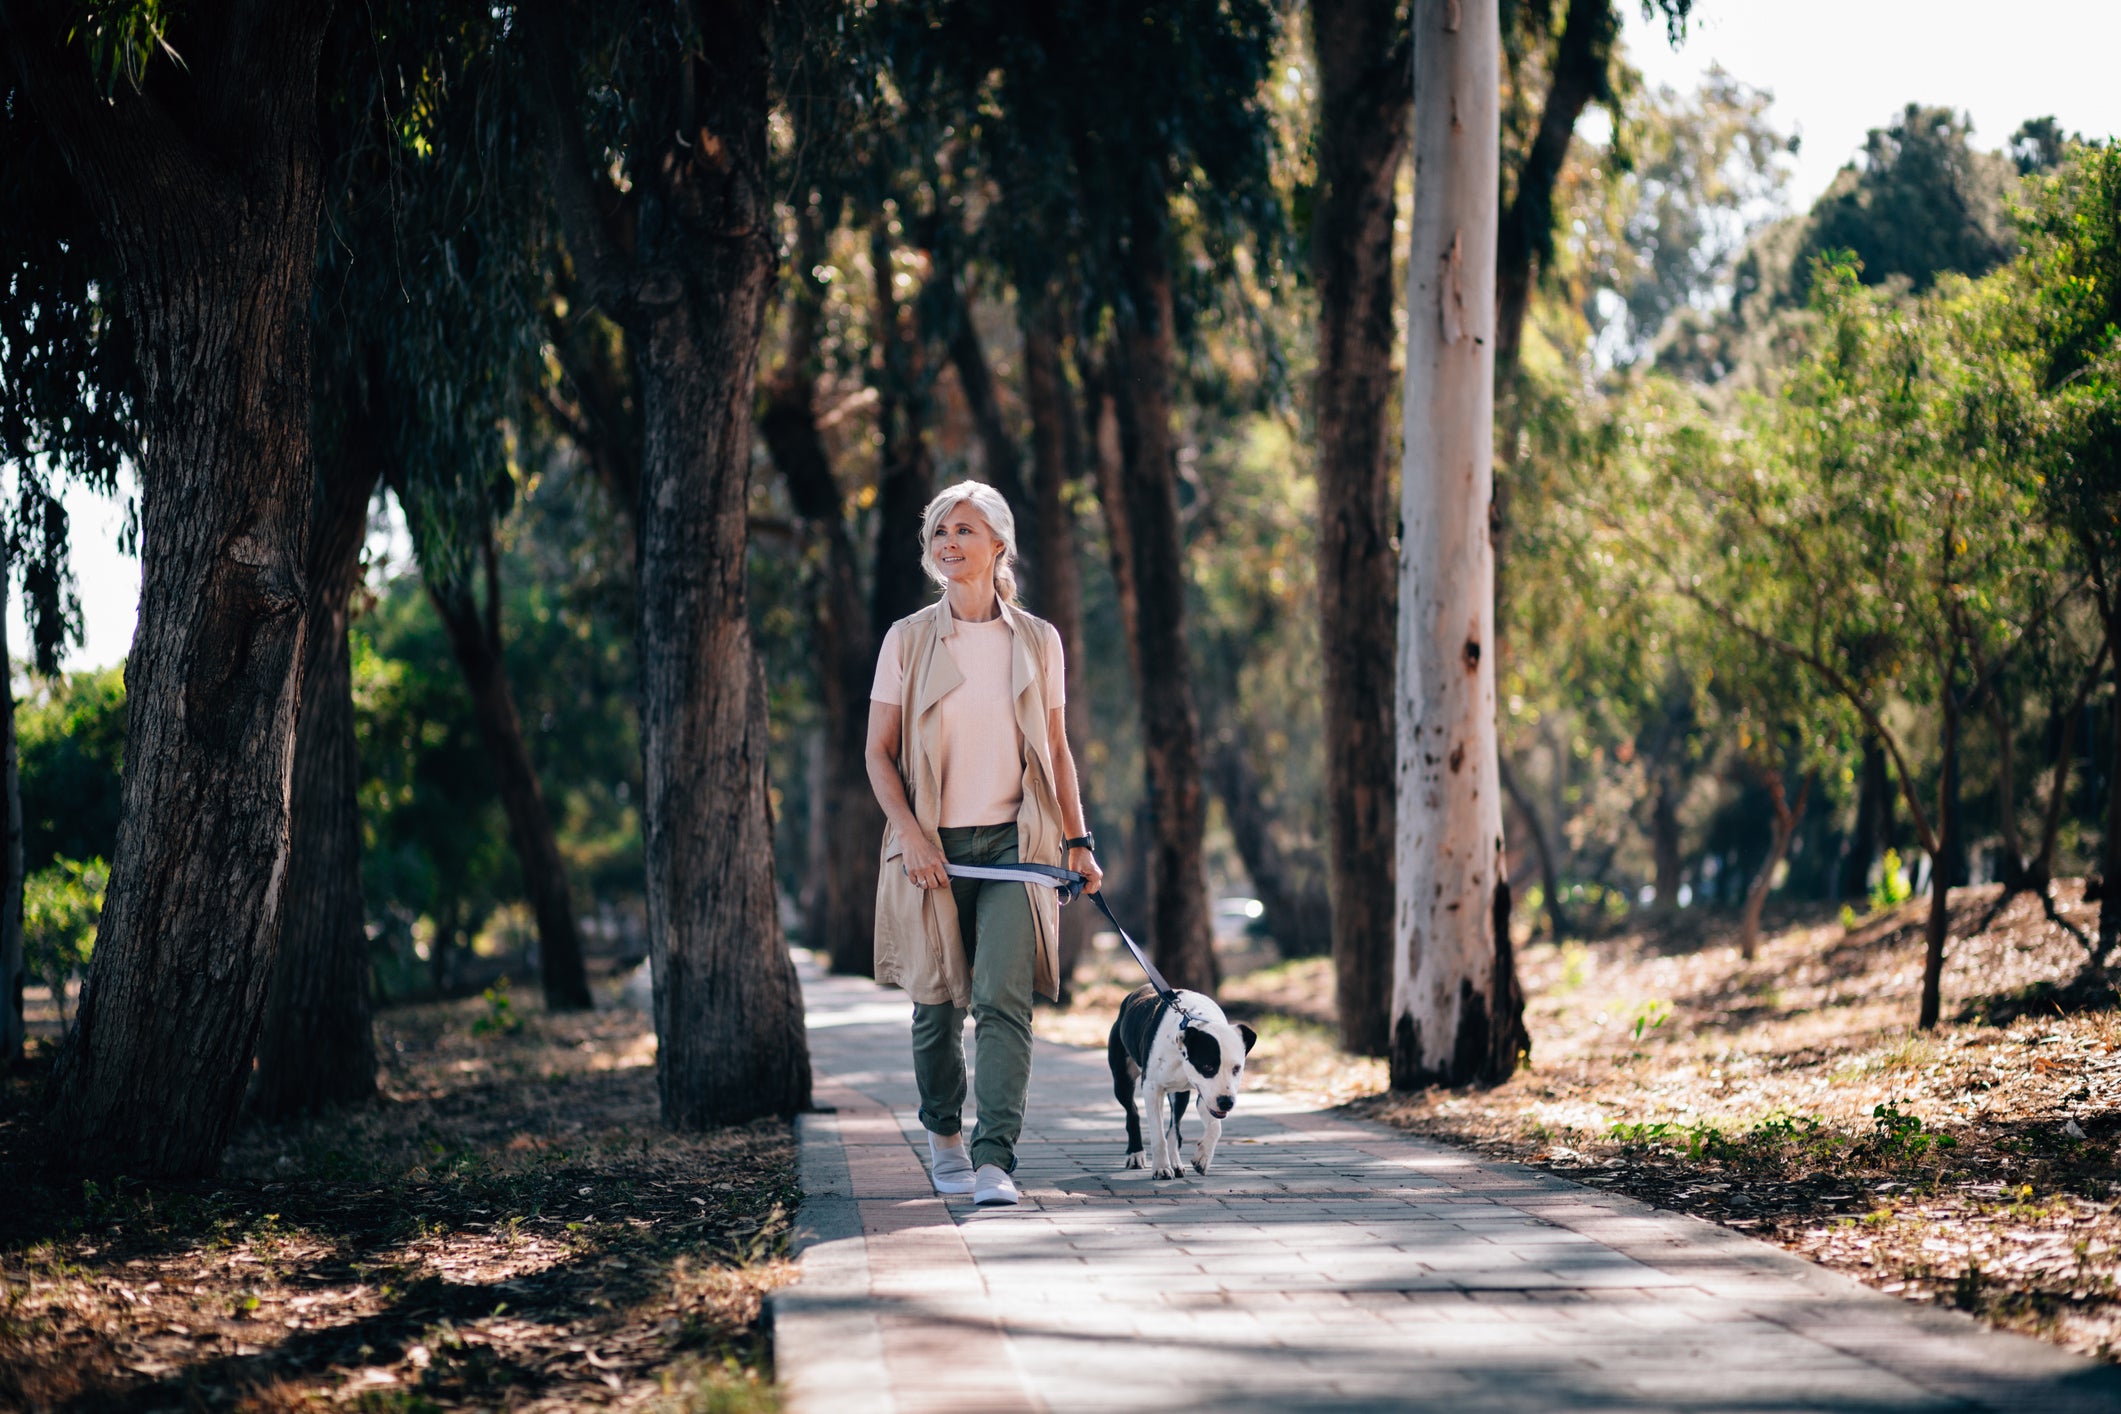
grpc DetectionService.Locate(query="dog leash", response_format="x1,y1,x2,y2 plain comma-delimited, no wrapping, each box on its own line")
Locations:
938,862,1177,1005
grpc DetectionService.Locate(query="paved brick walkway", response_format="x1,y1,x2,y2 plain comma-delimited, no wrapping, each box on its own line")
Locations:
771,957,2121,1413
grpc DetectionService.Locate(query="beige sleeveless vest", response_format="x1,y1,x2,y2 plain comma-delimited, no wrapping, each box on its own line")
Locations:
872,598,1065,1005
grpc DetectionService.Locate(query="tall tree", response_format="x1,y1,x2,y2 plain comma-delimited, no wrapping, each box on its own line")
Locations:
1795,104,2015,301
1311,0,1408,1055
0,601,20,1070
760,197,885,978
1020,301,1095,986
1393,0,1526,1089
259,2,593,1111
1107,184,1219,993
5,3,333,1176
250,437,379,1115
424,537,595,1011
524,0,810,1124
2026,146,2121,958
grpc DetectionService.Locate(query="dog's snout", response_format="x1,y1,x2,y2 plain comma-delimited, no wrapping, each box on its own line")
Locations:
1212,1097,1235,1116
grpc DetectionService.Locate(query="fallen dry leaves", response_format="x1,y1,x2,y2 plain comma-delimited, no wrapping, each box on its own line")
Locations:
1039,882,2121,1360
1360,881,2121,1362
0,990,797,1411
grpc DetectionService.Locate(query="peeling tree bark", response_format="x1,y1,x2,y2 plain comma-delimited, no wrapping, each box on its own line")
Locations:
1392,0,1526,1090
1312,0,1408,1055
8,2,333,1176
251,442,380,1118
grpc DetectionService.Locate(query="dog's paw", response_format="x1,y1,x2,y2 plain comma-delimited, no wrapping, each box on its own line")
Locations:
1191,1153,1211,1175
1124,1150,1146,1170
1153,1166,1184,1181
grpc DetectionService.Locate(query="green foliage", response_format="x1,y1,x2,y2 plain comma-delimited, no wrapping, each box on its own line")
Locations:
356,461,641,995
314,0,552,594
67,0,185,96
1612,1110,1828,1164
1794,104,2015,299
470,978,524,1037
0,69,135,670
1577,65,1797,363
354,584,516,990
16,666,126,873
1871,1100,1958,1158
24,857,108,1033
1628,999,1671,1041
1868,848,1913,912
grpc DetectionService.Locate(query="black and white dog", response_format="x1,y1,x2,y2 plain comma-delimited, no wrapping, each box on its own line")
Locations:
1106,984,1257,1179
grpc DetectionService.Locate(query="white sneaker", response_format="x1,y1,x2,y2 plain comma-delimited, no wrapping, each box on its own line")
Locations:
927,1131,975,1194
974,1163,1019,1207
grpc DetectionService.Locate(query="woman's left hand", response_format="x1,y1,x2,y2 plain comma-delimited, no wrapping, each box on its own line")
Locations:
1069,846,1104,894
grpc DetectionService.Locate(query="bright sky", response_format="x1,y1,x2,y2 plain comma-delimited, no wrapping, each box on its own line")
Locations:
1621,0,2121,210
27,1,2121,674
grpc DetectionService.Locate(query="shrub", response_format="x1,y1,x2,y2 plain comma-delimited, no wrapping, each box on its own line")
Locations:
24,856,108,1035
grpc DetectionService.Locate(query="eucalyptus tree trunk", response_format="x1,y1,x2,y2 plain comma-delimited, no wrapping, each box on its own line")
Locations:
1739,770,1811,962
1392,0,1526,1090
1023,306,1094,990
1313,0,1409,1055
1649,766,1683,911
1109,199,1217,995
1837,738,1891,900
9,4,332,1176
427,543,593,1013
1,585,21,1070
1209,726,1332,958
527,0,808,1124
940,256,1034,534
1919,691,1962,1029
251,451,381,1117
1085,364,1151,929
762,224,882,977
870,220,935,634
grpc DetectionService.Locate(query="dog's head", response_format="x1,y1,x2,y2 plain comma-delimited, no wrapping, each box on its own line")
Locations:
1180,1017,1258,1118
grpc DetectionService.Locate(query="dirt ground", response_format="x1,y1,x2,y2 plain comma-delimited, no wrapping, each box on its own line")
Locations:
1037,882,2121,1362
0,984,795,1412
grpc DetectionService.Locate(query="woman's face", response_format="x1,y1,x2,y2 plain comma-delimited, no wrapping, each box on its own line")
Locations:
930,503,1003,586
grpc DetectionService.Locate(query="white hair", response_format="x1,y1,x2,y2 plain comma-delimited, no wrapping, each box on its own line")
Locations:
919,480,1022,606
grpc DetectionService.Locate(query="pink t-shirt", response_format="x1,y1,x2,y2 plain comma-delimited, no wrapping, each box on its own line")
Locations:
872,612,1065,829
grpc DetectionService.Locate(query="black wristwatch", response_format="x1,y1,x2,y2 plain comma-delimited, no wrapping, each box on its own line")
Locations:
1063,832,1096,853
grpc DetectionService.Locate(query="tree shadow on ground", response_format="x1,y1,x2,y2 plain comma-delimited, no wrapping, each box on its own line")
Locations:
0,995,796,1412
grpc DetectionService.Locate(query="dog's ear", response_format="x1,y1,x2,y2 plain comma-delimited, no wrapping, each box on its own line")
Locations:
1237,1023,1258,1056
1181,1026,1222,1078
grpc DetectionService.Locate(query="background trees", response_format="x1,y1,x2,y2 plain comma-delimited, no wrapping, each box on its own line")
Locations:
8,1,2121,1149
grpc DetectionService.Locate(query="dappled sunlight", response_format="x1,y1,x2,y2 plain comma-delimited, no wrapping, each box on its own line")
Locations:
0,991,793,1410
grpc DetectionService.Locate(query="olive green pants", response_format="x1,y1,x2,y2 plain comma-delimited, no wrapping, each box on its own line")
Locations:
911,823,1036,1173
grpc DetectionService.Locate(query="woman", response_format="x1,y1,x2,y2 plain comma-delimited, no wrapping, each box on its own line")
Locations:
865,480,1102,1207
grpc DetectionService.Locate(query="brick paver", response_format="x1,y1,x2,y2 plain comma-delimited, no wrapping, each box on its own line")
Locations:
771,957,2121,1413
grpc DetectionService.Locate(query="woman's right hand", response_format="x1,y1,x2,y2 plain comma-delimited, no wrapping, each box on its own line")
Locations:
900,831,949,890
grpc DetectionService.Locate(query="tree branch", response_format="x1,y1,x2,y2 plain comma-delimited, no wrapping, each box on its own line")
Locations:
515,0,640,324
1494,0,1615,385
